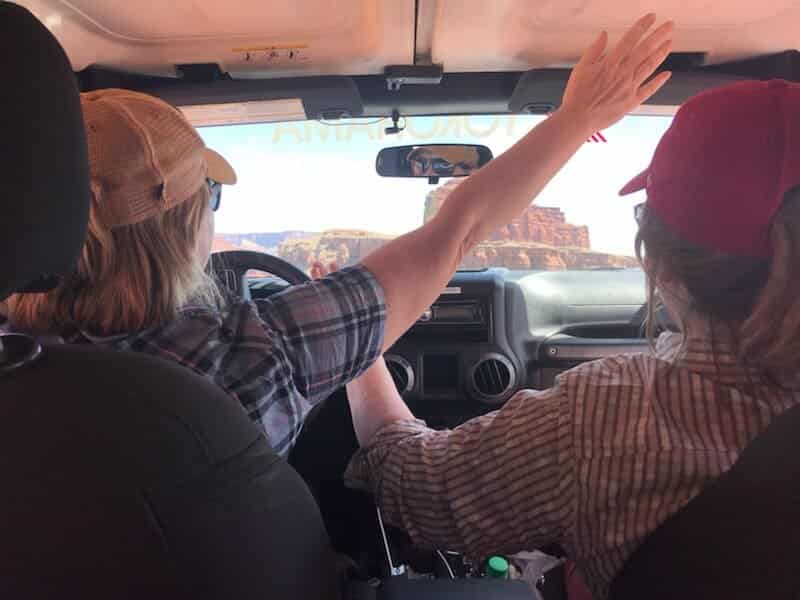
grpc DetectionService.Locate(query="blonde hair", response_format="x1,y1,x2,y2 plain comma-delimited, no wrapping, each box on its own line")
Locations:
635,186,800,376
9,185,221,337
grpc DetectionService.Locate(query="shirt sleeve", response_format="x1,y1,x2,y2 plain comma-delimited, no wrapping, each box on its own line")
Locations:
344,384,576,560
254,265,386,404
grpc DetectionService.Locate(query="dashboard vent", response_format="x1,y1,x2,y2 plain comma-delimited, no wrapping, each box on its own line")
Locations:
560,324,645,339
385,355,415,395
471,354,515,402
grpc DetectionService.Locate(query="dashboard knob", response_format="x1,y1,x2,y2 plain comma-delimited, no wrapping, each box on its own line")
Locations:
418,308,433,322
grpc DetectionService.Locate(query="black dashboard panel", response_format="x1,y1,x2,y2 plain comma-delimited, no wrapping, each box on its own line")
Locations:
387,269,519,428
505,269,651,390
388,268,652,427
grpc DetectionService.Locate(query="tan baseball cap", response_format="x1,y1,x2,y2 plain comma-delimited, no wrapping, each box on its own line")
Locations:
81,89,237,229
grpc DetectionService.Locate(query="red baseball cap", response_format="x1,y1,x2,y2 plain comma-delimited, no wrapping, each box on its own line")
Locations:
620,79,800,258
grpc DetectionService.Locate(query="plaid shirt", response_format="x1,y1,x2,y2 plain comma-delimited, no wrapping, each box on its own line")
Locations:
71,266,385,456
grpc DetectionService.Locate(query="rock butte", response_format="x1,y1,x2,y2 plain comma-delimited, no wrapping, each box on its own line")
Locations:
276,179,638,271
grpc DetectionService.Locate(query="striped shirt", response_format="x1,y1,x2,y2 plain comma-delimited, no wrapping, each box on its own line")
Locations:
345,331,800,599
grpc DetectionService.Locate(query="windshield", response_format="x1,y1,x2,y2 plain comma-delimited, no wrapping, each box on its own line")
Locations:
198,113,672,274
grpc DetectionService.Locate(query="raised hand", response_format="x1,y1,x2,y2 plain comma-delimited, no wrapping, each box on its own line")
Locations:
562,13,674,133
359,14,676,356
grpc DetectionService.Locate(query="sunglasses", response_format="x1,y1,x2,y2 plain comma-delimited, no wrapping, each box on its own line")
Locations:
207,178,222,212
634,202,645,224
412,157,453,171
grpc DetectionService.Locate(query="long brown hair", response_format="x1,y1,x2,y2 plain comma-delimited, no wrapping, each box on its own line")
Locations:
635,186,800,375
8,186,221,337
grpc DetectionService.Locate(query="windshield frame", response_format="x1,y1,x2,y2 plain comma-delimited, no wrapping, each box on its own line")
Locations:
199,111,674,277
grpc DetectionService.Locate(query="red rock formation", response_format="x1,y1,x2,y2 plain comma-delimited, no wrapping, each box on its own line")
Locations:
276,231,636,273
273,180,638,272
424,179,590,248
212,235,272,254
211,235,243,253
461,242,637,270
278,230,393,273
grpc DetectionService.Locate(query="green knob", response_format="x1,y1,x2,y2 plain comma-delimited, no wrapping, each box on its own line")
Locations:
486,555,509,579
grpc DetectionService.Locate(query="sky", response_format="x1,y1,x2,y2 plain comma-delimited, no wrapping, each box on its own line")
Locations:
198,113,672,257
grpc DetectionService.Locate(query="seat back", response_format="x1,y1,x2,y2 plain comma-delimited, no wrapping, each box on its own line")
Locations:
609,402,800,600
0,344,339,600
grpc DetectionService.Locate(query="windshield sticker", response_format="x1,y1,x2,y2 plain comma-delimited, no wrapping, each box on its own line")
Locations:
587,131,607,143
268,116,608,145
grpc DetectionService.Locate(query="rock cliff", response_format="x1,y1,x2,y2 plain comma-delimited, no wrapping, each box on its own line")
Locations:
229,179,638,272
424,179,590,248
278,229,394,271
422,179,636,269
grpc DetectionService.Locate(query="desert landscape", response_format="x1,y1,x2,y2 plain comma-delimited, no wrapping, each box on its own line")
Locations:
214,179,637,272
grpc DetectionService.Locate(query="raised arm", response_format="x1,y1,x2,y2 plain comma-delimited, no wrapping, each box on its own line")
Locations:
360,13,673,351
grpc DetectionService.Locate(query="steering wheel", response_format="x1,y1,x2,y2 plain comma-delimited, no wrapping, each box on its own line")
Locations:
210,250,310,300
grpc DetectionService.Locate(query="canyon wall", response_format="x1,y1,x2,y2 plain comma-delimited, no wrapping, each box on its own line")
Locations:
219,179,637,272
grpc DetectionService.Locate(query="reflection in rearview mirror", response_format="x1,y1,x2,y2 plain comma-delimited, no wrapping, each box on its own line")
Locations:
376,144,493,179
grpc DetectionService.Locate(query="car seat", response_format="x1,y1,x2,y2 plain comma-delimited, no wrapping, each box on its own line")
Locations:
0,4,338,599
609,401,800,599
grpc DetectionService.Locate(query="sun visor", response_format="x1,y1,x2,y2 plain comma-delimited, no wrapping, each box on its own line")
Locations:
180,98,306,127
84,74,365,121
429,0,800,72
508,69,750,114
18,0,413,78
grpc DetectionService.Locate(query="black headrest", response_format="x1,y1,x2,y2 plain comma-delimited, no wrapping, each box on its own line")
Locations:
0,2,89,300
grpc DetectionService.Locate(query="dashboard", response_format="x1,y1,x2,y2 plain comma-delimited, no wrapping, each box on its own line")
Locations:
384,268,652,428
250,267,657,429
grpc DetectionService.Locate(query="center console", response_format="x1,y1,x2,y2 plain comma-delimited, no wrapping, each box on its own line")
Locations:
348,577,536,599
388,269,521,428
340,503,564,600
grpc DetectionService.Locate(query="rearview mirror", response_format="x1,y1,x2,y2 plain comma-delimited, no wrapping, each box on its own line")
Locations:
376,144,493,180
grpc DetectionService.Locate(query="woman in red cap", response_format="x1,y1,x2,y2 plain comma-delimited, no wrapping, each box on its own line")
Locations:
345,79,800,598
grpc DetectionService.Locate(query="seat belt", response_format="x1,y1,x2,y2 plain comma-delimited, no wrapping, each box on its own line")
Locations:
609,402,800,600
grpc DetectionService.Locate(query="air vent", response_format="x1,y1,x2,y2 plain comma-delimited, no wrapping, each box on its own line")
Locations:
560,324,645,339
471,354,515,403
385,355,415,395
